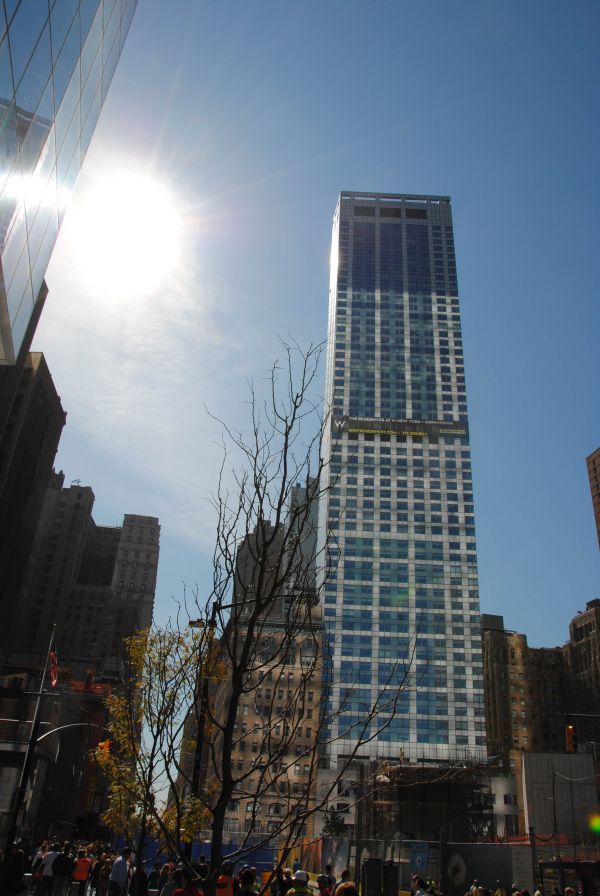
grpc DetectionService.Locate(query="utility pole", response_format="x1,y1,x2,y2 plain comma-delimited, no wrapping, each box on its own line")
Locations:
0,626,56,886
184,604,218,863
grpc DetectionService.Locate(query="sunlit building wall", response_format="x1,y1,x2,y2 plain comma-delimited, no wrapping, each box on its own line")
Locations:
319,191,486,764
0,0,139,364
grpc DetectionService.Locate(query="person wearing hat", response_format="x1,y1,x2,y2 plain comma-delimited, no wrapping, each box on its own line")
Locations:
288,870,312,896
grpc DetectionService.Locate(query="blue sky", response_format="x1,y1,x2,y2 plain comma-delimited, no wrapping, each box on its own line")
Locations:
34,0,600,647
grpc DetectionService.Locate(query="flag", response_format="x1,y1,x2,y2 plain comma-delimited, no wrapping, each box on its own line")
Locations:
49,651,58,687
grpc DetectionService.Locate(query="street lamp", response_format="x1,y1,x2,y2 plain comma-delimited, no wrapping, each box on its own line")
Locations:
184,604,218,861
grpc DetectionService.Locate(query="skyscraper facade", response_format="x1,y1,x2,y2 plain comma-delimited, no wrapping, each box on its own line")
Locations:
0,0,139,364
320,191,486,763
8,471,160,681
586,446,600,551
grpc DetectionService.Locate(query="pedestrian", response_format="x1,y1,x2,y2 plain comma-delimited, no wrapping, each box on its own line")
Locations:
195,858,209,883
97,855,112,896
334,884,358,896
333,871,351,896
72,849,93,896
130,862,149,896
109,848,131,896
287,871,312,896
325,867,336,890
40,843,60,896
534,886,543,896
216,863,236,896
148,863,162,889
238,869,257,896
494,882,507,896
280,870,294,896
172,866,204,896
317,875,333,896
52,843,75,896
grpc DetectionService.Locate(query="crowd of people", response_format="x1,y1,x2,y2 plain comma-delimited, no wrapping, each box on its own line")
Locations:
4,842,579,896
6,839,206,896
13,848,359,896
457,879,577,896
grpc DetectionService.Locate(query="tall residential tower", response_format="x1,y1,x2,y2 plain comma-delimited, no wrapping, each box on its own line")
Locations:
320,191,485,764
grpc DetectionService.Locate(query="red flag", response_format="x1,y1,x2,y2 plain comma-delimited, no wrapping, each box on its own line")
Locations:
49,651,58,687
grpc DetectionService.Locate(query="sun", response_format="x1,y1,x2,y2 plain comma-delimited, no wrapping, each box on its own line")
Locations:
71,169,183,298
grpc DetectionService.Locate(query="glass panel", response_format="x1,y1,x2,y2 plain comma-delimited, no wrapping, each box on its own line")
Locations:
23,141,53,230
0,6,7,46
15,21,51,118
103,0,119,55
80,42,100,122
6,237,31,319
54,59,79,152
10,278,35,353
80,0,101,46
0,31,14,105
56,112,79,185
53,9,79,110
0,99,17,196
80,80,100,157
8,0,49,87
0,159,20,248
56,135,79,222
25,149,56,240
28,188,57,284
19,77,53,176
49,0,77,61
1,199,27,292
120,0,135,49
4,1,21,24
101,29,120,101
80,2,102,87
103,0,117,25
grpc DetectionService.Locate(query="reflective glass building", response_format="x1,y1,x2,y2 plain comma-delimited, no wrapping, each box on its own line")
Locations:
320,191,486,763
0,0,138,364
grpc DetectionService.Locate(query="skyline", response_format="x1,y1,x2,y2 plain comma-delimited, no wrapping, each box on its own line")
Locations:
31,0,600,649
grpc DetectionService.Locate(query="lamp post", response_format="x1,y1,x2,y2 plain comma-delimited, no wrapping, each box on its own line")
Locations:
184,603,218,862
0,626,56,887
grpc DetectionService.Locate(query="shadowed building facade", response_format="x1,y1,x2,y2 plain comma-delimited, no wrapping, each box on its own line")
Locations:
587,447,600,551
8,472,159,681
319,192,485,764
0,351,65,662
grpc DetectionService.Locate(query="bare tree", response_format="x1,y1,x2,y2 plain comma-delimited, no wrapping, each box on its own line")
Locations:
101,342,418,885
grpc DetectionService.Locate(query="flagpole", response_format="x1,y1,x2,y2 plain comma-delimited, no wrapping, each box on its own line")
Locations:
1,625,56,876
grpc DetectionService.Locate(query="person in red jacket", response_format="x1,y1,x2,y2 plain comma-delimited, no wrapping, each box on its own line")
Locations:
72,849,93,896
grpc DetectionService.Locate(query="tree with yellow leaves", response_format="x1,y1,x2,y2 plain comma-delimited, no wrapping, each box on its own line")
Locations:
96,624,216,874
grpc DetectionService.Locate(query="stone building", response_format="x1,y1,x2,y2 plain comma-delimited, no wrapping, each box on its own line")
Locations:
7,471,160,681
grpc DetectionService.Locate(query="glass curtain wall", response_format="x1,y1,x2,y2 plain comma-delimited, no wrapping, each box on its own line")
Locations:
320,191,486,764
0,0,138,363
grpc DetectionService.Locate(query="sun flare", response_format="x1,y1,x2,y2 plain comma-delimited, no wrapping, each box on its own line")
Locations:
73,170,183,298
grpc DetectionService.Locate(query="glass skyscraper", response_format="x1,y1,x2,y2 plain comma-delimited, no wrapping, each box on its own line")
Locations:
320,191,486,764
0,0,138,364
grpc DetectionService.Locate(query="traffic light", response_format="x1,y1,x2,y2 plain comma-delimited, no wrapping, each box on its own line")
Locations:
565,723,578,753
